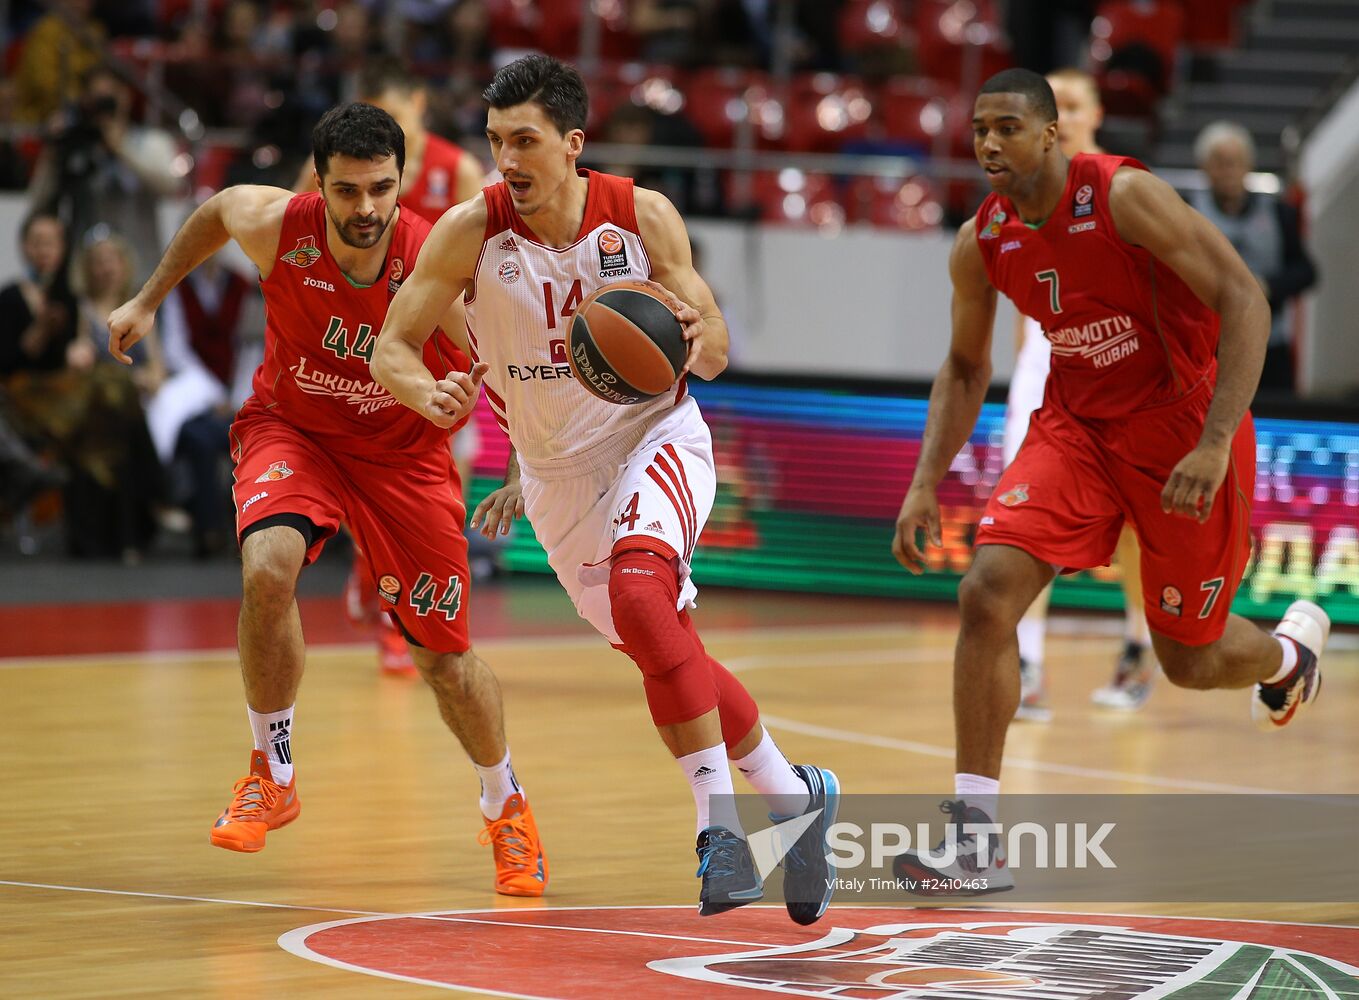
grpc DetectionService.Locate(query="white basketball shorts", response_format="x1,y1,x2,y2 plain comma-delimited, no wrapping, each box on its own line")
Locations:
519,396,715,644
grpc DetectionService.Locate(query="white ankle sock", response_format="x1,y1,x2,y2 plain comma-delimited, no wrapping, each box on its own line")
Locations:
732,728,810,817
248,705,295,785
955,772,999,820
678,744,737,836
1016,617,1045,666
1265,637,1298,684
474,749,521,818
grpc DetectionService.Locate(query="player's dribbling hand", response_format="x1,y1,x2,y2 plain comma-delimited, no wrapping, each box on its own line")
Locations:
893,485,942,574
642,279,703,374
106,298,154,365
470,482,524,539
1161,442,1230,524
426,362,489,428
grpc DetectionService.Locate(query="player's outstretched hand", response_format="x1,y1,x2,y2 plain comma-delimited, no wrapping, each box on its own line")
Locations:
642,278,703,374
1161,442,1229,524
426,362,489,429
106,298,153,365
893,485,942,574
470,482,524,539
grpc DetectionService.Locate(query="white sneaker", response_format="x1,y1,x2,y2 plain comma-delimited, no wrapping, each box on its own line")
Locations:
891,799,1016,896
1252,600,1328,731
1091,640,1156,711
1014,659,1052,723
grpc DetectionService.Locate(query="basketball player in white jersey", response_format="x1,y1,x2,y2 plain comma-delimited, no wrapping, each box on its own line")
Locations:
1004,68,1157,721
372,55,839,924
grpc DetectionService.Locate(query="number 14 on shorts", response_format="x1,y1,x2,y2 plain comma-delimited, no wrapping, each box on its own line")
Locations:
409,573,463,620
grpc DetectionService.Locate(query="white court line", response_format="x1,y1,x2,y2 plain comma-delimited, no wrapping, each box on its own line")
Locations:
760,713,1292,795
0,881,779,949
5,883,1356,997
3,884,1355,932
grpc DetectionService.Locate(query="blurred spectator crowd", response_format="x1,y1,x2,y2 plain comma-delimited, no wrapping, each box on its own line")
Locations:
0,0,1299,562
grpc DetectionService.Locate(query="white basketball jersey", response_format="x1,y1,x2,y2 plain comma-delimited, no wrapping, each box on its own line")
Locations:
465,171,689,479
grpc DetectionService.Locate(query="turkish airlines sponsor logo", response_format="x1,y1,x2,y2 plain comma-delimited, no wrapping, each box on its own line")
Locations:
290,356,401,415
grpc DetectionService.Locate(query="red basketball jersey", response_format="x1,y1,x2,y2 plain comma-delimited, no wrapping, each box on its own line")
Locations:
975,153,1219,418
240,192,460,473
402,133,466,225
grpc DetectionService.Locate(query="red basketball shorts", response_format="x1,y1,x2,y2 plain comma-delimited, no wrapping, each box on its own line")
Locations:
230,413,470,652
977,381,1255,646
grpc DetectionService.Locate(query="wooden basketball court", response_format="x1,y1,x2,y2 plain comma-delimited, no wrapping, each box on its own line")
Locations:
2,581,1356,997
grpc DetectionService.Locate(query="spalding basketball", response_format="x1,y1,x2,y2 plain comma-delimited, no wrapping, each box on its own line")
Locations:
569,281,686,405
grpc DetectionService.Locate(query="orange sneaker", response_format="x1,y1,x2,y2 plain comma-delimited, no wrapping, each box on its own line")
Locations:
477,793,548,897
209,750,300,853
378,614,418,676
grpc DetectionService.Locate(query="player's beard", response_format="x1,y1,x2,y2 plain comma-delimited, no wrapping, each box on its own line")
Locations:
328,202,397,249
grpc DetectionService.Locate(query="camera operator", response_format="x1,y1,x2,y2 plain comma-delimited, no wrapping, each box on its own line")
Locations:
29,66,185,281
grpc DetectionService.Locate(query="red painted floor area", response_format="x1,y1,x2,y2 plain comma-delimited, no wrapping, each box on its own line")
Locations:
284,905,1359,998
0,581,930,659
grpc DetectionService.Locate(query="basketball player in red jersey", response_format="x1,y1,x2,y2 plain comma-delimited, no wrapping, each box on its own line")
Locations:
105,103,547,897
299,58,487,677
298,56,484,223
890,69,1328,893
372,55,840,924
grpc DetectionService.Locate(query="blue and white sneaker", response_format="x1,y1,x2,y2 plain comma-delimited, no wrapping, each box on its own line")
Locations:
696,826,763,916
775,764,841,926
1253,600,1328,731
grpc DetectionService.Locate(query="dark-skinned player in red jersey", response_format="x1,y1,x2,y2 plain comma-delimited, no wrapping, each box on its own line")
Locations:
890,69,1328,894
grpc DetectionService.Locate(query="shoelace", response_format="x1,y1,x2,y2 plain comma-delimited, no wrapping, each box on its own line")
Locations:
222,775,283,822
695,831,745,879
479,813,535,869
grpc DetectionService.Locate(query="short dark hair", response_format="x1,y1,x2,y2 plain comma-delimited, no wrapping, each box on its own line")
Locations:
979,68,1058,123
311,102,406,178
20,211,64,244
357,55,423,100
482,54,588,135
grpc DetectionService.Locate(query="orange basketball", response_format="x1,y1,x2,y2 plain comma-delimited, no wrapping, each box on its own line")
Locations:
568,281,686,405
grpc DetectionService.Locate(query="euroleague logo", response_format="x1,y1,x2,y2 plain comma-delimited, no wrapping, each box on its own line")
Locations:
1073,183,1095,218
280,906,1359,997
377,574,401,605
387,257,405,294
598,228,630,277
1161,584,1184,616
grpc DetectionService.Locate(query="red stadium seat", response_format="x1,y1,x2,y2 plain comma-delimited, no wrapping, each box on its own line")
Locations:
1183,0,1246,48
877,81,953,148
190,143,239,196
537,0,639,61
786,74,875,153
1091,0,1185,94
683,69,785,148
484,0,540,51
839,0,911,52
743,171,845,229
914,0,1012,87
845,174,944,231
